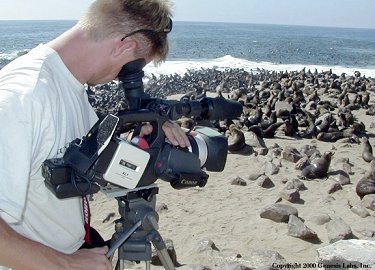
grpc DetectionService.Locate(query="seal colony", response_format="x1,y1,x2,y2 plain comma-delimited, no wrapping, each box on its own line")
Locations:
87,67,375,268
88,66,375,201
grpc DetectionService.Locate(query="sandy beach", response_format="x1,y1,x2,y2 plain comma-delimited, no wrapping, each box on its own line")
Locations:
88,71,375,269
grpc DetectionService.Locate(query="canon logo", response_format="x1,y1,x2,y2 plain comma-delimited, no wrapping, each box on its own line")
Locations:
181,179,197,185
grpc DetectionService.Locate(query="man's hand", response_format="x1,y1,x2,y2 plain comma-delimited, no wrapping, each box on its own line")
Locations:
138,121,196,148
0,217,113,270
66,246,112,270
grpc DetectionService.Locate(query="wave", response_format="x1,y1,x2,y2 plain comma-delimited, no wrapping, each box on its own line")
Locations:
0,50,29,67
2,52,374,79
145,55,375,78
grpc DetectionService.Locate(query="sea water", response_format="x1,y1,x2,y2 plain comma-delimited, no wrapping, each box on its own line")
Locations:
1,20,374,77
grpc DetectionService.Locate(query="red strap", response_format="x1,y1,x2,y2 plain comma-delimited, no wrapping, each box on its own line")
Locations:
82,196,91,245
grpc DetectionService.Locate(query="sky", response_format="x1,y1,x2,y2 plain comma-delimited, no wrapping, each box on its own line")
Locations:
0,0,374,29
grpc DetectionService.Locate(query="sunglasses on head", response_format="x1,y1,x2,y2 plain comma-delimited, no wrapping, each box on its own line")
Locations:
120,17,173,42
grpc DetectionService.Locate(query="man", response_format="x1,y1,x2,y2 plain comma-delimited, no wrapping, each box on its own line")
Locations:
0,0,189,269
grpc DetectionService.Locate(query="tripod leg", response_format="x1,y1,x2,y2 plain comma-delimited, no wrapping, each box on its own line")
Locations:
149,230,175,270
114,258,130,270
119,259,125,270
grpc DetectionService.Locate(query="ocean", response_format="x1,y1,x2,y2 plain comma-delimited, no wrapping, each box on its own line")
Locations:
1,20,374,77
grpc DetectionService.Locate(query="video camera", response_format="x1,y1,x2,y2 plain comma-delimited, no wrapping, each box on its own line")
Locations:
42,59,243,199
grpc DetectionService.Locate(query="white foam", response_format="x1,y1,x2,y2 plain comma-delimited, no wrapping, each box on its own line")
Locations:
144,55,375,78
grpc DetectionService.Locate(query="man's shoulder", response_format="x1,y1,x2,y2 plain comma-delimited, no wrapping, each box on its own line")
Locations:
0,45,63,101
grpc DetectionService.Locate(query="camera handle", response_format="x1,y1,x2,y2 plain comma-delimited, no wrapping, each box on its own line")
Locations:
104,186,175,270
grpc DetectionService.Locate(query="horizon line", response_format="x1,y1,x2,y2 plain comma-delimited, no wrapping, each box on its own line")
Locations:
0,19,374,30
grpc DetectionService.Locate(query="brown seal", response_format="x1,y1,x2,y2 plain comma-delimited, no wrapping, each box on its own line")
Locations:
300,151,334,180
262,122,284,138
315,113,333,133
361,137,374,163
227,124,246,152
317,131,344,142
356,160,375,199
300,118,317,139
176,117,195,130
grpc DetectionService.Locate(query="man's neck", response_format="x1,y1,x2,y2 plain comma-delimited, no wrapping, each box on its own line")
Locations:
47,25,110,85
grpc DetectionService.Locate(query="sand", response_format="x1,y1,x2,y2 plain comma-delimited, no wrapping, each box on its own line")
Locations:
89,90,375,269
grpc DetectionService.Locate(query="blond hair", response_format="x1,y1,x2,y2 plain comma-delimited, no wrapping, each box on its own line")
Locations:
78,0,172,62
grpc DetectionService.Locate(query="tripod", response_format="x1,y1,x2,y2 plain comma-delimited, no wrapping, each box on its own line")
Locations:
102,185,176,270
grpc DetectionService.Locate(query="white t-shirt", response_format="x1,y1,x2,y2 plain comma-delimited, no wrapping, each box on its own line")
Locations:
0,44,99,264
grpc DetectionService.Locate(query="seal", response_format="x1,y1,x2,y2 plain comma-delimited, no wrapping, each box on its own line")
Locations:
356,160,375,199
300,151,334,180
361,137,374,163
262,122,283,138
283,119,294,137
258,111,277,130
315,113,333,133
227,124,246,152
176,117,195,130
317,131,344,142
300,118,317,139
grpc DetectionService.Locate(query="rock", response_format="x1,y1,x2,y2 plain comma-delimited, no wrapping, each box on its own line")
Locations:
275,101,292,116
246,249,286,269
361,194,375,211
331,170,351,185
309,213,331,225
328,182,342,194
257,175,275,188
231,176,247,186
269,143,281,149
334,162,353,175
247,173,264,181
246,131,266,148
358,229,375,238
321,195,336,204
280,177,289,184
295,156,310,170
261,162,280,175
198,239,220,252
178,265,211,270
279,189,300,203
316,240,375,268
350,205,370,218
299,144,319,158
284,179,307,191
282,147,303,163
102,212,115,223
269,148,282,159
325,217,353,243
333,157,350,164
258,148,269,156
213,263,253,270
287,215,318,240
156,203,168,213
260,204,298,223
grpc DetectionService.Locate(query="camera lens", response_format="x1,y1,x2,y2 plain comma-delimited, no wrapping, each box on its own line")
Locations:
187,127,228,172
188,133,208,167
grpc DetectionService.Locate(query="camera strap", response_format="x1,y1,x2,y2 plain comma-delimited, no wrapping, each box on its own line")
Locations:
82,195,91,245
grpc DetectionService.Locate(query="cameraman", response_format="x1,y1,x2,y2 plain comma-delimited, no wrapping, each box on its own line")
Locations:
0,1,189,269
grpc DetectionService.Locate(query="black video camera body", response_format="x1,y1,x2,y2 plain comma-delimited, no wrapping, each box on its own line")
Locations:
42,59,243,199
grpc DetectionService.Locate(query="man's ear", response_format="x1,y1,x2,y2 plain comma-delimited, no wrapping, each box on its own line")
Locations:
112,39,136,58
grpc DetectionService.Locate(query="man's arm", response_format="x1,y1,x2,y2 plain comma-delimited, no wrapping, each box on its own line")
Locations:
0,218,112,270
